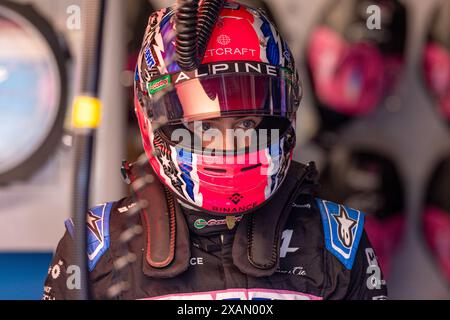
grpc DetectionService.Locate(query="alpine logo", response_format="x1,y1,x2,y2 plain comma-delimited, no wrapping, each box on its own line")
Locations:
166,61,279,86
280,229,299,258
147,62,285,88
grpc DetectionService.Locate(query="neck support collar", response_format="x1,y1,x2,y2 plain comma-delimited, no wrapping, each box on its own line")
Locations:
123,158,318,278
125,160,190,278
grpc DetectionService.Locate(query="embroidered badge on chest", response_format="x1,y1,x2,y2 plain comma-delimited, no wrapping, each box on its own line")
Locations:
333,205,358,248
316,198,365,269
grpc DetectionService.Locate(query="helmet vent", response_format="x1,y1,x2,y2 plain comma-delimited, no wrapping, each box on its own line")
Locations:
203,167,227,173
241,163,262,172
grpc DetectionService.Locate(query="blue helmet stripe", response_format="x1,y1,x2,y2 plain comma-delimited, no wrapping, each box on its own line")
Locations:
176,148,195,202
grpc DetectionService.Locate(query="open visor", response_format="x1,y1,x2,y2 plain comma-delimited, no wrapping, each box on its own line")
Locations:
142,64,301,126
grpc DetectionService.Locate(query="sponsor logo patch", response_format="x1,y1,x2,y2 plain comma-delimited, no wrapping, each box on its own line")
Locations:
194,216,243,229
229,193,244,205
316,198,365,270
65,202,113,272
217,34,231,46
333,205,357,248
204,47,256,58
148,74,171,94
148,61,282,88
212,202,258,214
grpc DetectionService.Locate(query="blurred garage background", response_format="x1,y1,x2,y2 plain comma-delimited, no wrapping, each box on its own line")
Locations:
0,0,449,299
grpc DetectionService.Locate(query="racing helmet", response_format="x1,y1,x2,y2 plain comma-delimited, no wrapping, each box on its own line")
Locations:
306,0,407,132
422,0,450,125
134,1,301,216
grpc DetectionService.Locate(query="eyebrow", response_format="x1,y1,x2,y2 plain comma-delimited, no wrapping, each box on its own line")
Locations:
234,117,261,123
193,117,260,126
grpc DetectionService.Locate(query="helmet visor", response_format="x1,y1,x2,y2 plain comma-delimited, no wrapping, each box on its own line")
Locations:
142,64,300,126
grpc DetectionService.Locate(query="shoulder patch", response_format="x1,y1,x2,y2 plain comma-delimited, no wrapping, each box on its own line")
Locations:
65,202,113,272
315,198,365,270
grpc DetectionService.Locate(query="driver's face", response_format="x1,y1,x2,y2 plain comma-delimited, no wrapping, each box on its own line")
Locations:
184,116,262,151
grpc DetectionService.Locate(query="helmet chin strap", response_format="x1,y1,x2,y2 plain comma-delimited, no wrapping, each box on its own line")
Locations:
123,158,318,278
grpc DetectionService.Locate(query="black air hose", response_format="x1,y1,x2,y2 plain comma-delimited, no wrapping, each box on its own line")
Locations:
176,0,199,70
176,0,224,71
71,0,106,300
197,0,224,62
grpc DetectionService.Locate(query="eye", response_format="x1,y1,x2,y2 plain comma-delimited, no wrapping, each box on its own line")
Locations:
202,122,212,131
192,121,213,132
236,119,257,130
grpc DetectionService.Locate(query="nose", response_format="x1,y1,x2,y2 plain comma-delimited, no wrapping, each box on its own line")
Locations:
205,126,237,151
223,132,235,151
206,130,235,151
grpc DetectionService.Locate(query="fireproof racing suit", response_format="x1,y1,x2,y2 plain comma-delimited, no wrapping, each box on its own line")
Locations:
43,161,387,300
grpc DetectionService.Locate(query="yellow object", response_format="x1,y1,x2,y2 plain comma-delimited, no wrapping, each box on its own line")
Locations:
226,216,236,230
72,96,102,128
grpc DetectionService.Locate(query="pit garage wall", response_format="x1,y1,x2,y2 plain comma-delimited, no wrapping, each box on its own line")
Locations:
272,0,450,299
0,0,448,299
0,0,128,252
0,0,127,299
0,0,81,252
